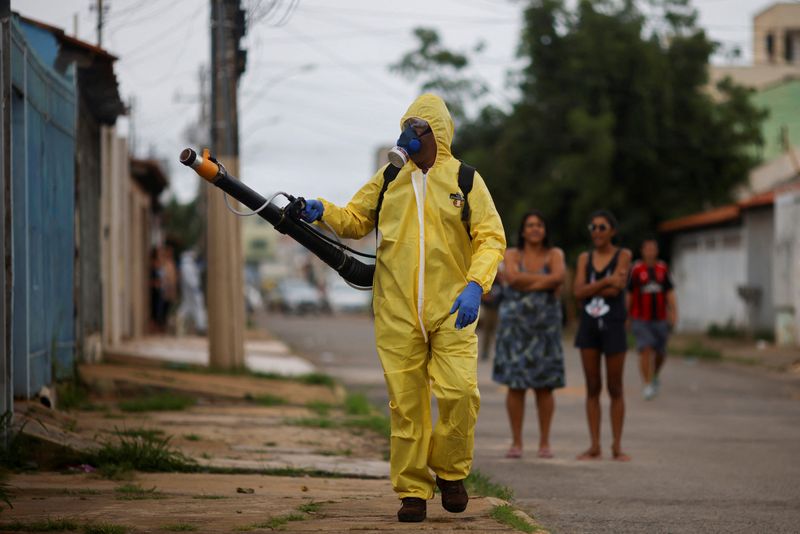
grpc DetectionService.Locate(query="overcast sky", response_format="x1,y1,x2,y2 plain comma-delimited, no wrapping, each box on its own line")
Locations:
15,0,776,205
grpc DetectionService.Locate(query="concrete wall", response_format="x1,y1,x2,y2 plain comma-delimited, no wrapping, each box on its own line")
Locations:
671,227,748,332
743,207,776,331
773,189,800,345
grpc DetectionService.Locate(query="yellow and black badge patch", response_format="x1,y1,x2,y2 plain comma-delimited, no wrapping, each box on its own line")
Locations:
450,193,465,208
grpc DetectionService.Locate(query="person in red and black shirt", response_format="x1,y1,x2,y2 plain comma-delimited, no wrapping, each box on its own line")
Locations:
626,238,678,400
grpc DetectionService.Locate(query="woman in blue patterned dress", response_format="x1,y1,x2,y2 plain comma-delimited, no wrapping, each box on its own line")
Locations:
493,211,566,459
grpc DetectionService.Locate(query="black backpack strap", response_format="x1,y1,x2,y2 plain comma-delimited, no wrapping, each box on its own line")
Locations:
458,162,476,237
375,164,400,240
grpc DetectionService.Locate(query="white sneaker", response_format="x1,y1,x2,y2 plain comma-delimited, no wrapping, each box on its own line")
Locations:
643,384,657,401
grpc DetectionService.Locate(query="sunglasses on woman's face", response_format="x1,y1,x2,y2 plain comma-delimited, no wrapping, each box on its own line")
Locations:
588,223,609,233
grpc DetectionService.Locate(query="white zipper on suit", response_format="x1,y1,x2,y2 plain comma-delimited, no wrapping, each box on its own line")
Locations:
411,170,428,343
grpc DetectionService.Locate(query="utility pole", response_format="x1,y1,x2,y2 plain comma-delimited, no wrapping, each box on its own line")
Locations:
94,0,106,47
208,0,247,369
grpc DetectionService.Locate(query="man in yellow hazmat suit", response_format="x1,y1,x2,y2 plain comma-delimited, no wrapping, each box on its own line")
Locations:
301,94,506,522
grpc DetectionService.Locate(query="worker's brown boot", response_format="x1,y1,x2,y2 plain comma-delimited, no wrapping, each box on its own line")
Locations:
436,476,469,513
397,497,426,522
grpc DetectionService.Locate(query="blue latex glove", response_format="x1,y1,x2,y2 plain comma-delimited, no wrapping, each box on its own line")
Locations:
449,281,483,329
301,199,324,222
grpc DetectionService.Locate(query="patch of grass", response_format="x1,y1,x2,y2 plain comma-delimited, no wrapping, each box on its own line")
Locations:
0,411,33,470
182,434,201,441
343,415,391,438
161,523,198,532
316,448,352,457
252,394,288,407
728,355,760,366
672,340,722,360
264,441,277,447
466,469,513,501
296,372,336,388
343,393,371,416
192,494,227,499
92,434,196,473
96,463,134,481
0,468,12,510
286,417,337,429
0,518,80,531
305,401,332,416
83,524,128,534
117,393,195,413
297,501,322,514
707,320,745,339
55,381,93,411
490,504,540,533
236,512,307,531
113,428,166,440
63,488,101,496
114,483,165,500
164,363,336,388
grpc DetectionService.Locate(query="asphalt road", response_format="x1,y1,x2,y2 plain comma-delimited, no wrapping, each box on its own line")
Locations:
260,310,800,534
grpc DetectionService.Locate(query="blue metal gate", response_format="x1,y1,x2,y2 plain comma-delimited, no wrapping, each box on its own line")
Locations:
10,19,76,398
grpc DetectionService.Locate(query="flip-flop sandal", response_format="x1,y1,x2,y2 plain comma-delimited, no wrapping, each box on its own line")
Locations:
537,448,553,459
505,446,522,459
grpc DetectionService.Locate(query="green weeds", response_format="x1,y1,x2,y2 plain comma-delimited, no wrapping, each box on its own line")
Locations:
82,524,128,534
466,469,513,501
117,393,195,412
252,394,288,407
671,340,721,360
161,523,198,531
113,428,165,440
182,434,201,441
92,434,196,474
305,401,332,416
0,518,79,531
490,504,540,533
343,393,371,415
114,483,165,500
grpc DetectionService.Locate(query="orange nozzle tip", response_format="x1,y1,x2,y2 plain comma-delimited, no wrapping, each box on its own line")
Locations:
196,148,220,181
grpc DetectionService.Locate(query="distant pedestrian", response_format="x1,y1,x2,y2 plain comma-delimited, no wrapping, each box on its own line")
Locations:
573,210,632,461
493,210,565,460
149,247,165,333
159,244,179,333
626,238,678,400
177,250,208,335
478,275,503,361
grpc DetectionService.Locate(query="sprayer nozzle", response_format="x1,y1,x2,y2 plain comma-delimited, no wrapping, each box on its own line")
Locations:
179,148,196,166
178,147,220,182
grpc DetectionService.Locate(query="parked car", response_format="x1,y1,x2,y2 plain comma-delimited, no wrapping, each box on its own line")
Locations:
274,278,324,315
326,278,372,314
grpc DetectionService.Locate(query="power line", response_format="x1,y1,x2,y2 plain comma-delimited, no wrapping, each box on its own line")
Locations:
279,26,407,100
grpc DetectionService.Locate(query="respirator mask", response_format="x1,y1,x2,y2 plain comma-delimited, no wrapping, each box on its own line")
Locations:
387,118,431,168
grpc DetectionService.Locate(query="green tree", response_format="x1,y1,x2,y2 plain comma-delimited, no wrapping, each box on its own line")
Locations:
389,27,488,123
392,0,766,260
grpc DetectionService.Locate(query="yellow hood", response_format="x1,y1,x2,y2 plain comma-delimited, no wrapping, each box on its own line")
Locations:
400,93,454,166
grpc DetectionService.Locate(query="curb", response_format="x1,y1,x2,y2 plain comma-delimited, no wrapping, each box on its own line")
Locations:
485,496,550,533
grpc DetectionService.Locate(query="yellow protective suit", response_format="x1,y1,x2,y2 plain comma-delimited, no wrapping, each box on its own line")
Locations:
319,94,506,499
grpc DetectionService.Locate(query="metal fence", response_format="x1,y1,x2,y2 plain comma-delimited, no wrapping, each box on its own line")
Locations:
10,19,76,399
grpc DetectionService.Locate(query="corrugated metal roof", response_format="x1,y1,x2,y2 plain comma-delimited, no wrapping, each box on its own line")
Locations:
659,180,800,234
18,14,125,124
131,158,169,196
658,205,742,234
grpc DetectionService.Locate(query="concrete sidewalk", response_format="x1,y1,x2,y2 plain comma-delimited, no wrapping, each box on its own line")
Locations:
5,334,544,533
105,335,316,376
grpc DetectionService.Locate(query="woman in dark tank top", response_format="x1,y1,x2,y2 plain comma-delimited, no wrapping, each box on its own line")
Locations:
573,210,632,461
